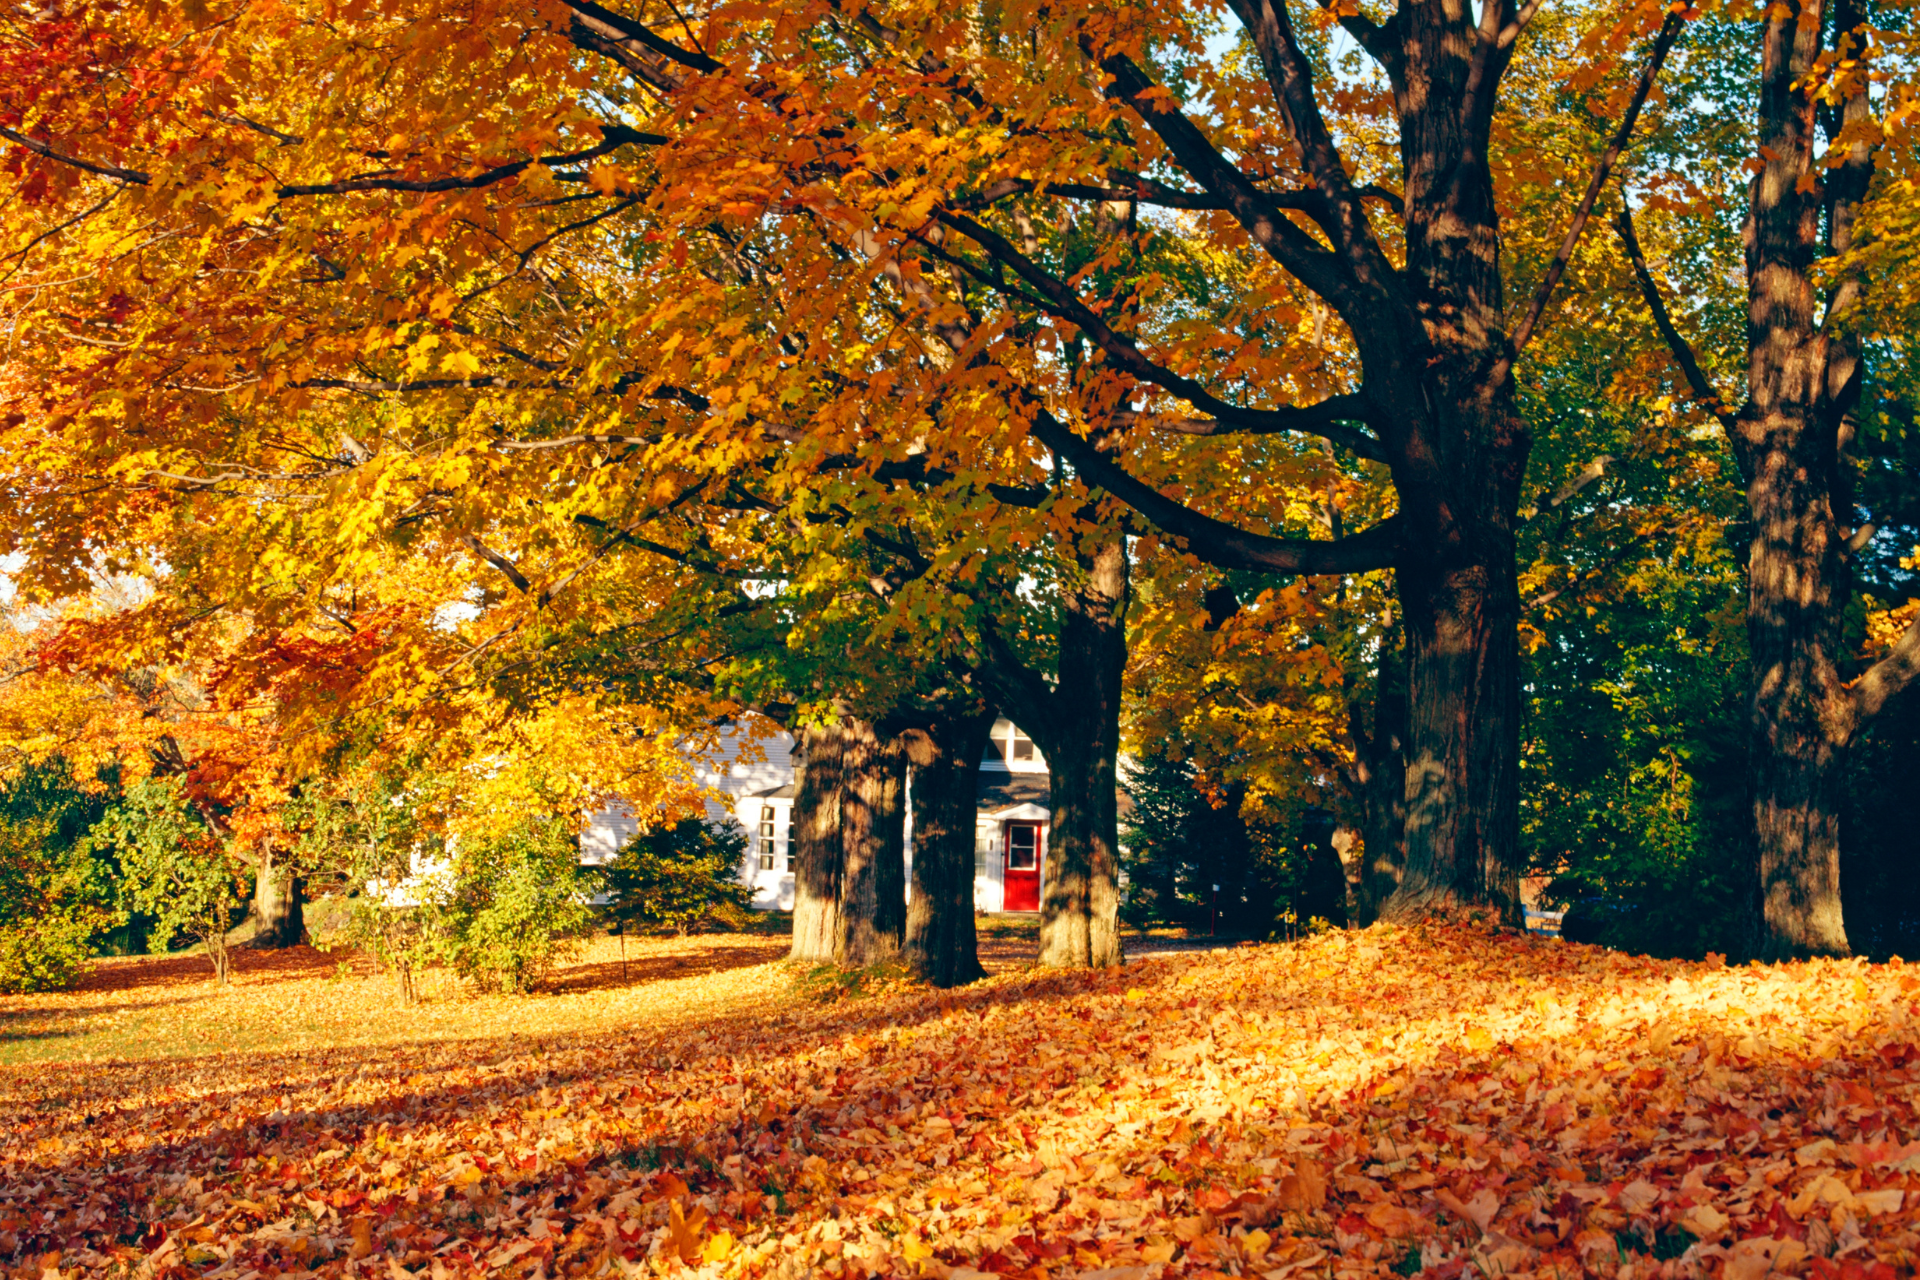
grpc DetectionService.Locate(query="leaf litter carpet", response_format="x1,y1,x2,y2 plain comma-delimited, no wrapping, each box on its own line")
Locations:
5,923,1920,1279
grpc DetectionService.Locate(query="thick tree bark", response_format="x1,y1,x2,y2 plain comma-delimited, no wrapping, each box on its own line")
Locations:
1028,536,1129,970
1733,0,1897,958
788,713,908,967
788,721,846,964
1382,546,1524,924
901,703,997,986
836,724,906,966
246,841,306,949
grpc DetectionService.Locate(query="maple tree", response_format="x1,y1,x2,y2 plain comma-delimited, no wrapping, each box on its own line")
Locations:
0,0,1725,947
5,0,1920,981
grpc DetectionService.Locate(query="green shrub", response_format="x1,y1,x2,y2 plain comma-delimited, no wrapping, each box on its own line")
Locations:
88,778,246,982
0,906,103,994
0,762,121,993
446,817,597,994
602,817,751,936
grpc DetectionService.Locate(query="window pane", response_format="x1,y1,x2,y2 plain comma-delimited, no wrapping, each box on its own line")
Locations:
1007,826,1037,870
1009,731,1035,762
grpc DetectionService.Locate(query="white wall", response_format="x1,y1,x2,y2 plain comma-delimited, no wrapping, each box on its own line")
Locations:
584,719,1064,914
581,723,797,908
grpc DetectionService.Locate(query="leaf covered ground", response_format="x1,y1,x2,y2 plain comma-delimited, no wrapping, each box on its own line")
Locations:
4,924,1919,1280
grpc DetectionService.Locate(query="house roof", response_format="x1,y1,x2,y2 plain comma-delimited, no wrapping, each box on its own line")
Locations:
747,783,795,799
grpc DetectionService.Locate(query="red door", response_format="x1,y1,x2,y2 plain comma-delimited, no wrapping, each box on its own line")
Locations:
1003,822,1042,912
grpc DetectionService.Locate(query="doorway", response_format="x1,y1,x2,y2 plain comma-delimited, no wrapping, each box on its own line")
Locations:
1003,821,1043,912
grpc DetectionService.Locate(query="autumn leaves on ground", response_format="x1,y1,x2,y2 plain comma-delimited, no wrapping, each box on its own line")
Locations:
5,926,1918,1280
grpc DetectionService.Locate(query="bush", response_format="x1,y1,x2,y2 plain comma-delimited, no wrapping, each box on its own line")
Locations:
446,817,597,994
352,842,460,1004
0,907,102,994
603,817,751,936
88,777,246,982
0,762,120,992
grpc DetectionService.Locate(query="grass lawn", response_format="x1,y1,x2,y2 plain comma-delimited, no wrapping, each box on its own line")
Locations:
5,919,1919,1278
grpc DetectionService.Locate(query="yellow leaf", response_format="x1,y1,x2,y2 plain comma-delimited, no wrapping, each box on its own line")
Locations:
1676,1203,1729,1238
665,1200,707,1262
700,1230,735,1264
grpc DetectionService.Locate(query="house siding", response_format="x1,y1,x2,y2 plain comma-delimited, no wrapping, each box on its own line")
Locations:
586,716,1091,915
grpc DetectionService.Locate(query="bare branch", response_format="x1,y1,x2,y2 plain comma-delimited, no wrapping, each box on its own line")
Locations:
1612,203,1737,431
1026,405,1401,575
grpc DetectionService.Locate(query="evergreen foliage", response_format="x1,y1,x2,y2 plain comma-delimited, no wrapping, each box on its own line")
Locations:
1120,749,1346,938
602,817,752,937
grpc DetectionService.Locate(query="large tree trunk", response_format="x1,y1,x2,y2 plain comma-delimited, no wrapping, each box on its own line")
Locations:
836,723,906,966
789,721,847,964
1736,0,1861,959
788,713,908,967
247,841,306,949
901,703,997,986
1381,547,1523,925
1032,535,1128,969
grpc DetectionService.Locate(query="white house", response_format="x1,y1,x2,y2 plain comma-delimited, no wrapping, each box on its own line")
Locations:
581,717,1057,913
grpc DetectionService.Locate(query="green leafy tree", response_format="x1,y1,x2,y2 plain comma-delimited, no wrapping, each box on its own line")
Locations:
603,817,751,939
89,777,247,982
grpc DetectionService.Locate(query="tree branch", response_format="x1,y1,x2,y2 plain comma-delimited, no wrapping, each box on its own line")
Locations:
1091,52,1353,304
931,211,1383,459
3,122,661,200
1501,8,1686,367
1227,0,1373,249
0,126,150,184
1026,405,1402,574
276,126,662,198
1611,203,1737,432
1315,1,1405,87
1852,617,1920,728
459,534,532,595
